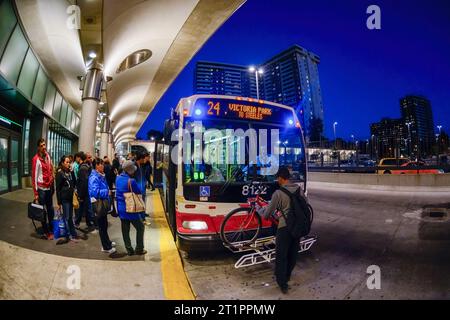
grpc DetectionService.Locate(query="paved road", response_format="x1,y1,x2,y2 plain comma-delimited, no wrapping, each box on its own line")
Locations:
182,184,450,300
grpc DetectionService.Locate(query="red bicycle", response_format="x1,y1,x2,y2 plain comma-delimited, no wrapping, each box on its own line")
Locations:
220,195,275,249
220,194,314,249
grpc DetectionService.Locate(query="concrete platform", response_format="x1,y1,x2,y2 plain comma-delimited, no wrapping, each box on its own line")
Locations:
0,189,194,300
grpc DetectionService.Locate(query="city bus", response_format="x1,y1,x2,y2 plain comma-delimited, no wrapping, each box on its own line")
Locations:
156,95,308,252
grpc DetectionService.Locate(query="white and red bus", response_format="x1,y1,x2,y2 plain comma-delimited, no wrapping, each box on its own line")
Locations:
157,95,308,252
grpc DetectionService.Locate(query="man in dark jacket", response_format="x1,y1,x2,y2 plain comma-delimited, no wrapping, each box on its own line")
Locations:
75,152,95,229
112,153,121,176
143,153,155,191
258,166,304,294
103,156,114,190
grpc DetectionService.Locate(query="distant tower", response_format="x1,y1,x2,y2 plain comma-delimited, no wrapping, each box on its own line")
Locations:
194,61,258,98
261,45,325,140
400,95,435,158
193,45,326,141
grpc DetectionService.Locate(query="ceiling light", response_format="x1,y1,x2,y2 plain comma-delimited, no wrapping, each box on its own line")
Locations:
89,52,97,59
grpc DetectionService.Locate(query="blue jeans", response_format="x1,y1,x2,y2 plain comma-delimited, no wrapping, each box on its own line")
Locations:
61,201,77,239
75,197,94,227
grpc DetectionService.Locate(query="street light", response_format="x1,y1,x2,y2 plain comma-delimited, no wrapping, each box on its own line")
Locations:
333,122,338,149
437,125,442,135
249,66,263,100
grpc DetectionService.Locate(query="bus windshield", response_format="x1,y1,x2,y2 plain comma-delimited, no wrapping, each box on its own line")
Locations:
183,118,306,185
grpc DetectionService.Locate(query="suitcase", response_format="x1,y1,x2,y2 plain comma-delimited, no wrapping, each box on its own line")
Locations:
28,202,46,232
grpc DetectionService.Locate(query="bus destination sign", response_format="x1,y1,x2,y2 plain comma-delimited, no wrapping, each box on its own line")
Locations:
192,98,293,123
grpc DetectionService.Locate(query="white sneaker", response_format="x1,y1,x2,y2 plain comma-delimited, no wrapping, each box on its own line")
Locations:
101,247,116,254
111,241,116,247
90,229,98,234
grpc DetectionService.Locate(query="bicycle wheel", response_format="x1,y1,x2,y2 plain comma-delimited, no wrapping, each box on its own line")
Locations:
307,204,314,224
220,207,262,249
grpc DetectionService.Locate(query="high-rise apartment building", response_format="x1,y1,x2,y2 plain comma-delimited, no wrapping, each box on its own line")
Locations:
370,118,407,158
400,95,435,157
194,45,325,139
194,61,257,98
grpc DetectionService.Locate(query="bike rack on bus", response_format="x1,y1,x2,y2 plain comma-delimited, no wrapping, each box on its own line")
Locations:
223,235,317,269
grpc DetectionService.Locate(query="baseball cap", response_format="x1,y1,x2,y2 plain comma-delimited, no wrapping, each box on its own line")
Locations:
275,166,290,179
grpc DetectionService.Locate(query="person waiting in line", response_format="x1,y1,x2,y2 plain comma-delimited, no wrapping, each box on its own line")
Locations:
127,152,135,161
115,160,146,256
134,152,150,224
257,166,304,294
75,152,96,231
103,156,115,190
55,155,79,243
89,157,116,254
31,138,55,240
204,163,225,182
144,153,155,191
86,152,93,169
73,152,83,181
112,153,121,177
134,152,148,203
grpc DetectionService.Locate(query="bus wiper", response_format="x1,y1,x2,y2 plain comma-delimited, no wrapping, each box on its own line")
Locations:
218,166,243,195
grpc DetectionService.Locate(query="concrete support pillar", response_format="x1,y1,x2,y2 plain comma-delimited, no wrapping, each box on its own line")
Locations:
100,117,110,158
78,61,104,155
108,132,113,160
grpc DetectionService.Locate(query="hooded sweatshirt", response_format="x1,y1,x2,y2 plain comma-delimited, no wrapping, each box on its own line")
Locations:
259,183,305,229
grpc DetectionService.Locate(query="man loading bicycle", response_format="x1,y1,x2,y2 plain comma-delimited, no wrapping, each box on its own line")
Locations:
257,166,306,294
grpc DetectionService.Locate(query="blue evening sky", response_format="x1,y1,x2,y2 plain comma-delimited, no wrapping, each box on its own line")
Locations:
137,0,450,141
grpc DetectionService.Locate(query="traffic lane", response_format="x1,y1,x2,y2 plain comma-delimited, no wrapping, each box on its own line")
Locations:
182,187,450,299
307,187,450,299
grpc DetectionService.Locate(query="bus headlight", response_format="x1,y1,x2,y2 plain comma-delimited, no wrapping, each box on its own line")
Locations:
182,221,208,231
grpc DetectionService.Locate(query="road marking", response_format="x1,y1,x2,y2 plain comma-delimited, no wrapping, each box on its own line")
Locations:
151,192,195,300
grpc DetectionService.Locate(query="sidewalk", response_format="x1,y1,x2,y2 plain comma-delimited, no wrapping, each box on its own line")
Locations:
0,189,194,300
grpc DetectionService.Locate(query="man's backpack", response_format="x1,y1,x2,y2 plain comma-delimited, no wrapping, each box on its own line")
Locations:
278,187,312,238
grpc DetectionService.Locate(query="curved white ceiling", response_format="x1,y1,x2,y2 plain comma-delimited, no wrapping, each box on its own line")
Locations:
104,0,199,144
15,0,85,110
15,0,246,147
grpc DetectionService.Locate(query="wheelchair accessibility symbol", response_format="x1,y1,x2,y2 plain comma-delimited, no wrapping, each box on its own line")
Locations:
200,186,210,197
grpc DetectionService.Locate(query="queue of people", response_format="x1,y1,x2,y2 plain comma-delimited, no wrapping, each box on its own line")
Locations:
31,138,154,256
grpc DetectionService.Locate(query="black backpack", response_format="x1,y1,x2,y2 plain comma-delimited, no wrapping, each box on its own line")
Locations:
278,187,312,238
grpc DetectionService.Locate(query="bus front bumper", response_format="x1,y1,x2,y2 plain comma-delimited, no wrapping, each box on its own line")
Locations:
177,233,225,253
176,227,275,253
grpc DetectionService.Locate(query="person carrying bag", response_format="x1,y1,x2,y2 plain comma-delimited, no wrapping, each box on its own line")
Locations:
88,158,116,254
115,160,147,256
124,179,145,213
55,155,79,243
